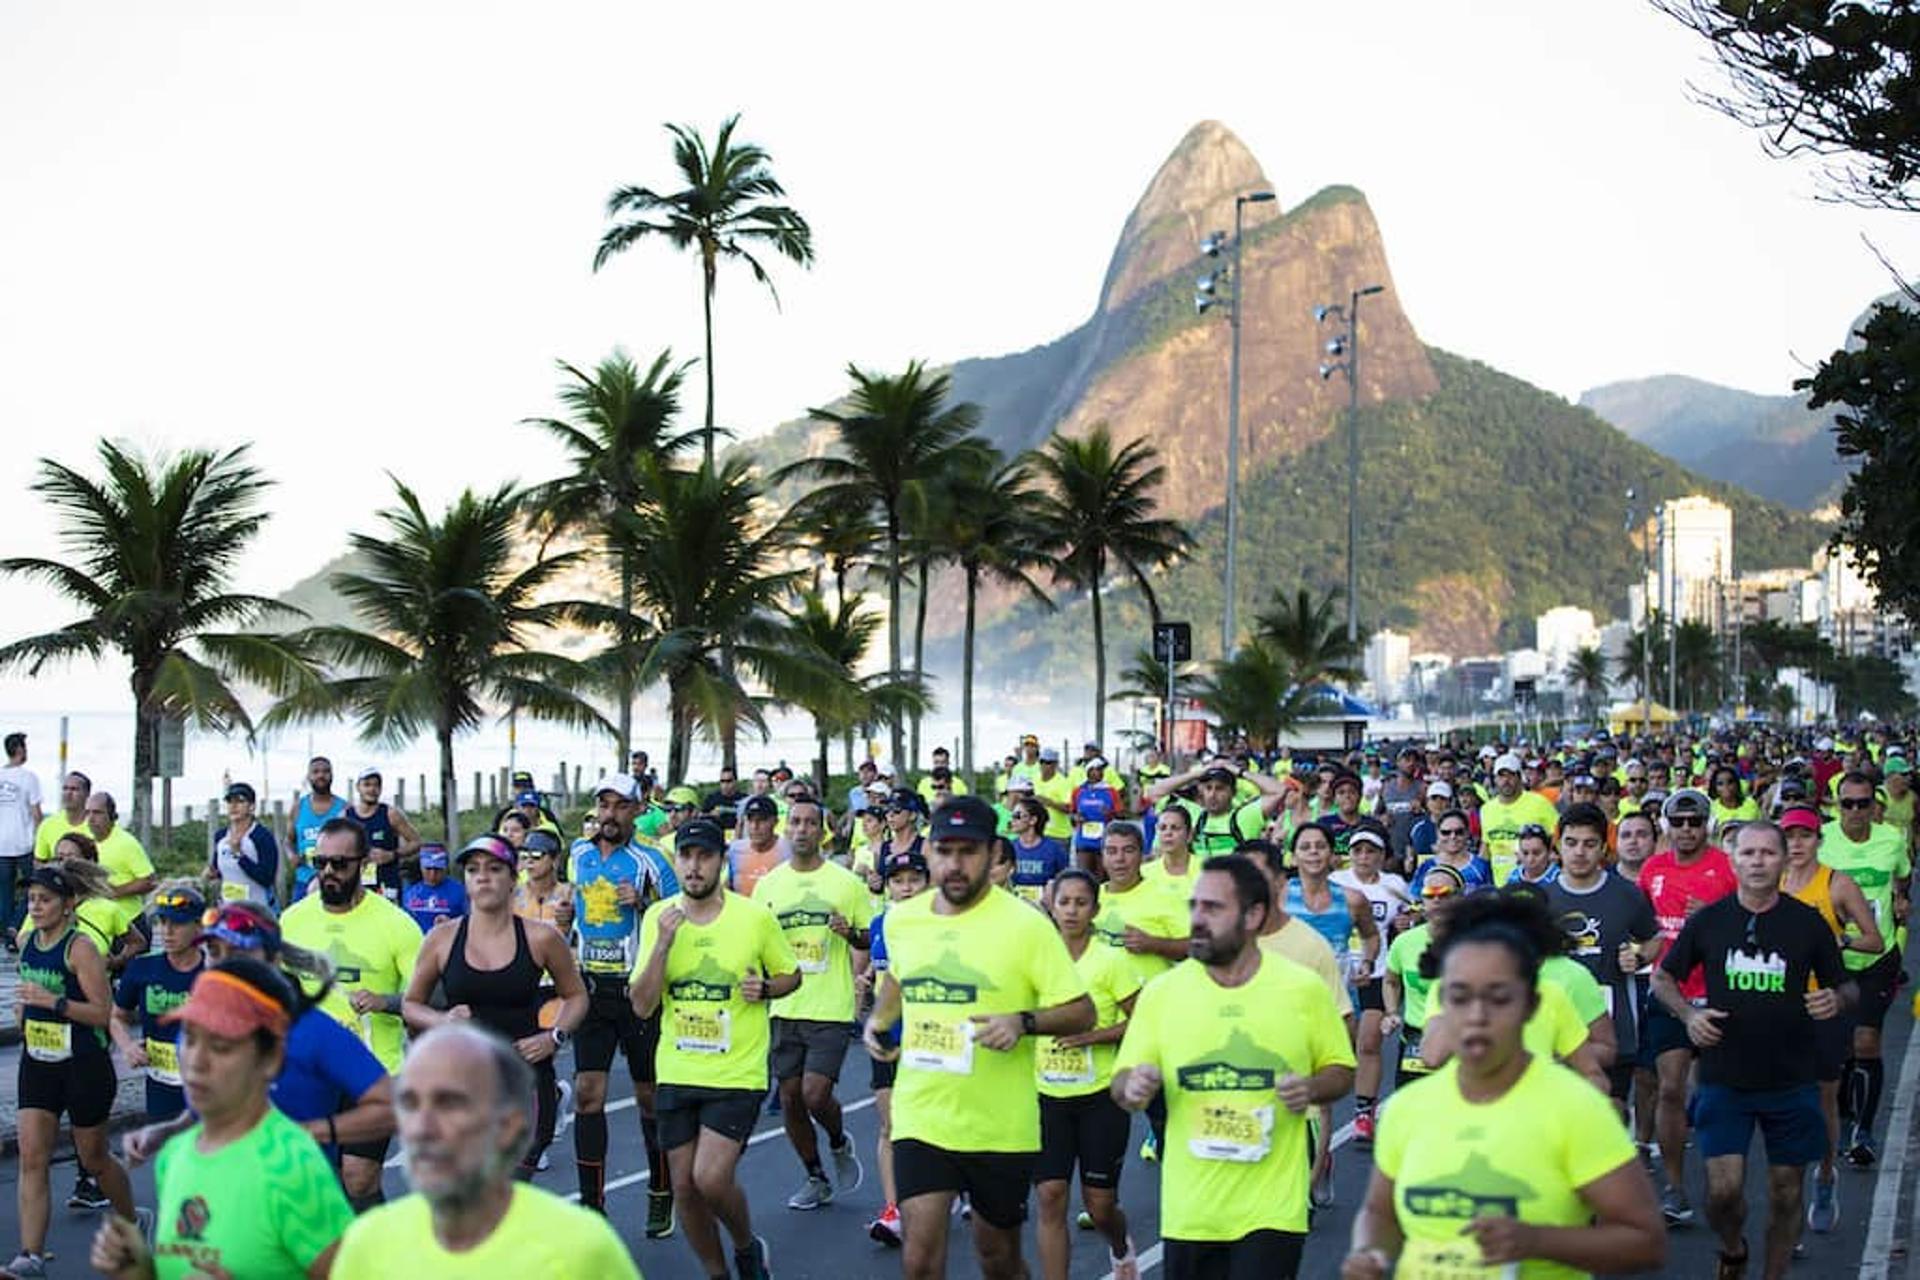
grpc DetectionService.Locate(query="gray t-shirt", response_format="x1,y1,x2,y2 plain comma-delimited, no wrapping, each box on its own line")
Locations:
1376,775,1426,858
0,765,43,857
1545,870,1659,1055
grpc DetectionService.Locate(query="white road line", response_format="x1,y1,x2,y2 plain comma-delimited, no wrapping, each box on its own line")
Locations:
386,1094,643,1167
565,1095,878,1202
1859,1017,1920,1280
1101,1119,1357,1278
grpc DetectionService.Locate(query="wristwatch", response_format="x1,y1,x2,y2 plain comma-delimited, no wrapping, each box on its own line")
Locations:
550,1027,570,1048
53,997,68,1020
1019,1011,1038,1037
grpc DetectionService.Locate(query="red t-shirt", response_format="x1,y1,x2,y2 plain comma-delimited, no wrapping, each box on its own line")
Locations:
1641,846,1737,999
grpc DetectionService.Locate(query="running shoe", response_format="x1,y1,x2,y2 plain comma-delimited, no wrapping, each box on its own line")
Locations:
1807,1169,1839,1233
68,1170,111,1211
1661,1187,1696,1226
1352,1109,1376,1146
2,1253,47,1279
736,1233,774,1280
645,1188,676,1239
1310,1151,1336,1210
1110,1237,1141,1280
553,1078,574,1139
135,1206,154,1243
535,1151,550,1172
1715,1247,1748,1280
868,1203,903,1247
1846,1126,1879,1168
829,1135,864,1195
1077,1210,1095,1230
786,1174,834,1211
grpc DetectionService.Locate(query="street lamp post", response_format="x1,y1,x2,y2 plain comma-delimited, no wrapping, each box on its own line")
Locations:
1196,191,1275,658
1315,284,1386,644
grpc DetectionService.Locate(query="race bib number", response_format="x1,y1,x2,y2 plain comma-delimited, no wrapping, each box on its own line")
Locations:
361,860,379,887
791,936,829,975
902,1015,976,1075
220,880,251,902
1602,985,1615,1017
1399,1030,1426,1075
146,1037,181,1086
25,1019,72,1063
1188,1099,1273,1162
1079,821,1107,842
581,937,629,975
1036,1038,1095,1087
1016,884,1045,905
672,1005,731,1055
1397,1238,1519,1280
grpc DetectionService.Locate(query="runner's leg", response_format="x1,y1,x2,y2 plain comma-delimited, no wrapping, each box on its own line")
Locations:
691,1127,756,1251
1354,1006,1384,1116
1035,1178,1072,1280
515,1061,558,1180
667,1134,726,1276
574,1069,611,1208
15,1110,54,1255
803,1070,846,1149
1763,1163,1805,1280
970,1211,1027,1280
900,1192,956,1280
874,1088,895,1205
1656,1047,1692,1191
1704,1154,1749,1259
71,1125,132,1219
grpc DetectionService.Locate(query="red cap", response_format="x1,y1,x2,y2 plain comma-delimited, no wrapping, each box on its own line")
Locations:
1778,805,1824,832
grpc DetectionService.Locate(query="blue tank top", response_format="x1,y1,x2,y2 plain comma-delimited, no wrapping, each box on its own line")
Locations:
1286,879,1352,964
346,802,401,895
293,794,347,898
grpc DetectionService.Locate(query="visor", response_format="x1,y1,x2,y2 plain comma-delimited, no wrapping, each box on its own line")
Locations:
149,887,206,923
457,834,517,869
1778,806,1824,832
163,969,290,1040
196,904,282,957
1348,828,1388,851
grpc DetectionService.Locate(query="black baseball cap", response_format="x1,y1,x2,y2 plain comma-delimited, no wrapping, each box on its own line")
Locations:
676,818,726,853
224,782,256,803
928,795,998,842
882,849,930,879
742,795,779,821
1200,765,1237,785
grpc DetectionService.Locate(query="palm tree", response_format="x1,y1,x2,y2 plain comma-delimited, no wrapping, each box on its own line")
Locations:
789,498,877,609
1563,645,1610,722
0,443,318,842
593,114,814,466
267,481,611,845
778,362,984,767
781,591,929,789
1616,611,1670,708
1031,423,1191,748
1191,642,1316,754
1674,619,1722,712
522,349,696,767
937,449,1054,780
1252,587,1365,687
625,458,844,784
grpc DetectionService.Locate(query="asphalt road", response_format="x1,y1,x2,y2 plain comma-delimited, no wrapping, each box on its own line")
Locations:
6,1004,1916,1279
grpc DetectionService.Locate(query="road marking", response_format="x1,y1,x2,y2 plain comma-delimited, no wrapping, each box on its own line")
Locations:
387,1093,642,1167
566,1095,878,1202
1101,1119,1356,1278
1860,1016,1920,1280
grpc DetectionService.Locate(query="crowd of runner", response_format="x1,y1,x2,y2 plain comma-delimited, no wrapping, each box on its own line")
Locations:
0,720,1914,1278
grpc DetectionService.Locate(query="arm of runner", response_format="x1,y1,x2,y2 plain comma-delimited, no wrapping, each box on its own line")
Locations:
629,903,681,1018
1141,766,1203,806
1348,888,1382,972
1119,925,1190,961
1053,989,1138,1050
863,971,901,1061
1380,969,1404,1036
237,829,278,891
312,1074,395,1149
400,924,458,1031
1578,1015,1618,1074
1468,1157,1665,1273
1340,1168,1404,1279
44,931,116,1028
108,1001,146,1066
532,924,589,1036
388,805,423,859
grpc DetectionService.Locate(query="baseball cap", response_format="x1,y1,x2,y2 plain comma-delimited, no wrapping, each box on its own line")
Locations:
1425,780,1455,799
148,885,206,923
1492,752,1524,775
522,830,562,858
457,834,517,869
1039,747,1061,763
1200,765,1237,786
591,775,639,802
1662,788,1711,820
1569,774,1597,789
356,766,382,783
163,969,290,1041
864,780,892,799
1083,739,1102,751
418,843,449,870
1084,756,1108,772
26,864,77,898
1778,805,1824,832
743,795,779,820
196,902,282,956
1886,756,1913,776
882,849,930,879
1006,776,1035,794
929,795,998,842
1816,736,1836,752
677,818,726,853
887,787,925,814
223,781,256,803
665,785,700,806
515,789,542,807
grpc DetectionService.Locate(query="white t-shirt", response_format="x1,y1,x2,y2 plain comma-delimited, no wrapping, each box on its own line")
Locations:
0,765,43,858
1330,868,1411,979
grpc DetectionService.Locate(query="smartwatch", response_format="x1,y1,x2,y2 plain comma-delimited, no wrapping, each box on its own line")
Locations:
1019,1011,1038,1037
550,1027,570,1048
53,997,69,1020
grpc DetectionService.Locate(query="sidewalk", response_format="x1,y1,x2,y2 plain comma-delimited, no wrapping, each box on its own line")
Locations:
0,1042,148,1157
1,946,19,1046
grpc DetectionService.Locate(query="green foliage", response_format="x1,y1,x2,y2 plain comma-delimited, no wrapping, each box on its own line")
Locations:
1191,641,1316,753
1802,298,1920,620
1253,587,1365,686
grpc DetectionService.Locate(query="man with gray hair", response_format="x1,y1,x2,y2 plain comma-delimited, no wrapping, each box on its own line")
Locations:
330,1024,638,1277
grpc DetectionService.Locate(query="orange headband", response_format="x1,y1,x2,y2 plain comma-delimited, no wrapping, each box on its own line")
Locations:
164,968,292,1039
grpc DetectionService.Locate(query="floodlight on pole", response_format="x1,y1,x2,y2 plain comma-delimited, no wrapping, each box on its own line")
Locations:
1315,283,1388,644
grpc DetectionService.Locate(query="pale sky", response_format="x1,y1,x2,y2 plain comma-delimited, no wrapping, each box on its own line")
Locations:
5,0,1919,714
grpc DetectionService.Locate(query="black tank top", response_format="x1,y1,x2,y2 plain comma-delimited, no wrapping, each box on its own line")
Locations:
347,802,401,893
441,915,544,1043
20,925,107,1059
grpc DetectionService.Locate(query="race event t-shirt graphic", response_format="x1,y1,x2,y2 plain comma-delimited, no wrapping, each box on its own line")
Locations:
1724,947,1788,994
1401,1151,1539,1220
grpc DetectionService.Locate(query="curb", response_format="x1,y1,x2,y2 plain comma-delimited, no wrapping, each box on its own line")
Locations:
0,1103,147,1160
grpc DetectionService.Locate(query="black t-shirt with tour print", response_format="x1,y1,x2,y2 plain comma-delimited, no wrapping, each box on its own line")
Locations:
1660,893,1846,1091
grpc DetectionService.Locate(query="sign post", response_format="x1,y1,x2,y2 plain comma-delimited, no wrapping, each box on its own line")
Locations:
1152,621,1193,761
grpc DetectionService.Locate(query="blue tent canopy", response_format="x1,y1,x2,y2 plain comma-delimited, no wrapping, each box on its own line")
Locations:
1297,682,1377,718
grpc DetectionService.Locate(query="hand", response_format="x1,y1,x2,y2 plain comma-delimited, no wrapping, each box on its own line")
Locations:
655,905,686,946
1806,987,1843,1020
1685,1006,1727,1048
1274,1071,1314,1114
1052,1030,1099,1049
1117,1063,1162,1109
124,1041,149,1070
90,1214,151,1280
1684,894,1709,917
970,1013,1022,1051
121,1124,165,1167
1120,926,1156,954
863,1018,900,1063
553,898,575,930
854,970,873,1000
1462,1215,1539,1265
827,911,851,939
444,1004,473,1022
1616,941,1641,975
1380,1013,1402,1038
1339,1248,1392,1280
514,1031,556,1064
615,880,639,908
348,989,387,1016
1353,969,1376,988
741,971,768,1003
19,980,55,1010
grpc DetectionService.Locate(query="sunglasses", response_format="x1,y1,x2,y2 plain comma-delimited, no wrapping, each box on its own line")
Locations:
1839,798,1875,811
310,856,362,872
151,891,202,912
200,905,268,934
1421,887,1456,900
1517,824,1550,840
1438,827,1468,838
519,848,552,859
1667,815,1706,828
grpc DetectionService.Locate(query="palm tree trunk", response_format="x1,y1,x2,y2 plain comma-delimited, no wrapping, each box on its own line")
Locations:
910,558,930,769
438,726,460,847
842,729,854,775
885,510,905,769
1091,570,1108,748
667,679,691,786
815,726,830,801
962,566,978,782
618,550,635,766
701,256,718,469
130,679,157,848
